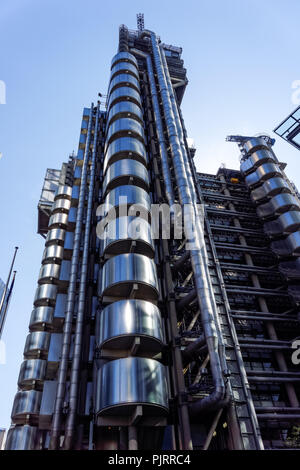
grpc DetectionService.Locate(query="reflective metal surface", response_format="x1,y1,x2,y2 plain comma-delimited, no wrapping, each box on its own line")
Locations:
245,163,282,187
107,101,143,127
24,332,50,358
18,359,47,389
99,216,154,257
38,263,61,284
11,390,42,423
103,159,149,194
271,231,300,256
48,212,69,230
100,253,159,300
241,149,276,175
5,425,38,450
257,193,300,219
278,258,300,280
29,306,54,330
243,137,270,154
45,228,66,247
106,118,145,147
111,62,139,80
109,74,140,94
97,299,164,353
95,357,168,416
251,177,290,203
42,245,64,264
34,284,57,307
52,198,71,214
264,210,300,236
111,51,138,69
104,137,147,170
102,185,151,218
108,87,142,108
54,185,72,200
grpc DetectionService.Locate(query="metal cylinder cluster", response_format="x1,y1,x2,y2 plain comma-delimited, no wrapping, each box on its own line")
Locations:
6,183,72,449
95,51,168,420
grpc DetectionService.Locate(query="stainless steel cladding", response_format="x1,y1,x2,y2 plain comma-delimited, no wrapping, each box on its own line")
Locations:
102,185,151,219
106,118,145,147
111,62,139,80
18,359,47,389
99,216,154,258
34,284,57,307
5,425,38,450
54,185,72,201
97,299,164,354
11,390,42,424
48,213,69,230
104,137,147,170
251,177,290,203
257,193,300,219
109,74,140,94
111,51,139,69
278,258,300,279
29,307,54,330
103,159,149,194
24,332,50,358
52,198,71,214
45,228,66,246
42,245,64,264
100,253,159,300
107,101,143,126
245,163,282,188
240,149,276,175
271,231,300,256
243,137,270,154
108,87,142,108
95,357,168,416
264,211,300,236
38,263,61,284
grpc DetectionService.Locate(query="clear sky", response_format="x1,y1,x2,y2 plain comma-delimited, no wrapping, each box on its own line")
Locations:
1,0,300,432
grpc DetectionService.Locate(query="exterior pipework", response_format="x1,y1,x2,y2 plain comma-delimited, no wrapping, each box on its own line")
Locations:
49,104,94,450
64,103,100,450
150,31,226,413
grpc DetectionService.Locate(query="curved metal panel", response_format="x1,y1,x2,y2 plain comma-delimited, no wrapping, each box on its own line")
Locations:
18,359,46,389
98,299,164,353
45,228,66,247
11,391,42,423
100,253,159,300
103,159,149,194
271,231,300,256
54,185,72,201
106,118,145,148
241,149,276,175
243,137,270,155
111,51,138,69
48,212,69,230
251,177,290,203
278,258,300,280
24,332,50,358
257,193,300,219
104,137,147,171
5,425,38,450
99,216,154,258
108,87,141,109
29,306,54,330
264,211,300,236
52,198,71,214
109,74,140,95
102,185,151,219
95,357,168,416
34,284,57,307
107,101,143,127
38,263,61,284
111,62,139,80
42,245,64,264
245,163,282,188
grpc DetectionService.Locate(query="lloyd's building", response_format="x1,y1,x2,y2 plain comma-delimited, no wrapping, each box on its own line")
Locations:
5,22,300,450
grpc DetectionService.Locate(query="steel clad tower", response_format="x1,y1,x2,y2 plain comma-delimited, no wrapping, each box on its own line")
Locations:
5,23,300,451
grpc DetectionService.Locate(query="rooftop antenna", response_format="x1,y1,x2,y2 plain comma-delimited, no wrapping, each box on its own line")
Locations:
137,13,144,32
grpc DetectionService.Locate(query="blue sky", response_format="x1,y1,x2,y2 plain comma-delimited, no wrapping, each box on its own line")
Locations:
1,0,300,431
